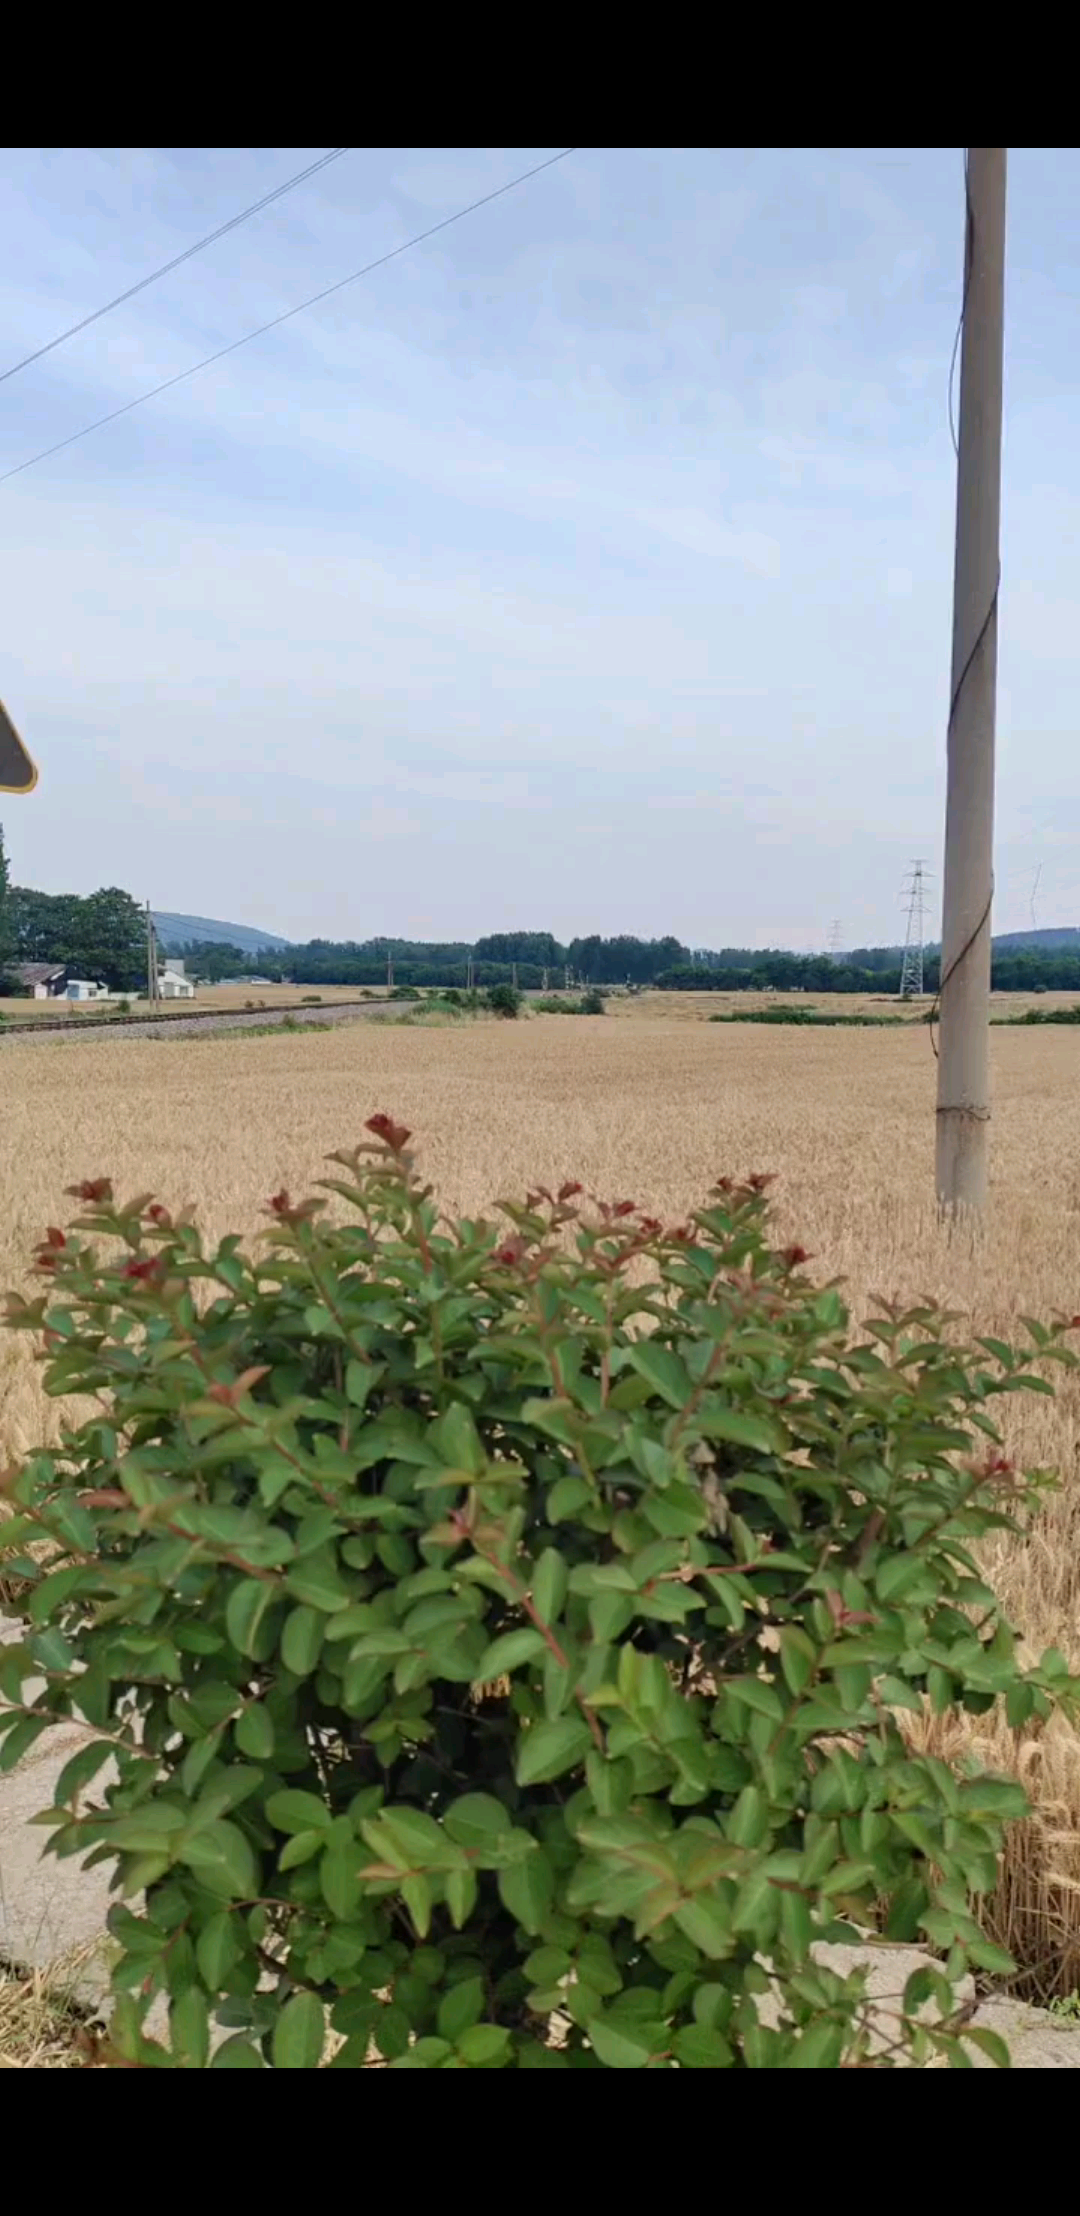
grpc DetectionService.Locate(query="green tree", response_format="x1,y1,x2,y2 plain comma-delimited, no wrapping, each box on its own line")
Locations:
0,821,14,982
474,932,564,969
173,940,249,982
9,884,146,990
76,889,146,989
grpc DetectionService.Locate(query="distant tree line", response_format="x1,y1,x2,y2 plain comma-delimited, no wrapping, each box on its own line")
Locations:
657,950,1080,995
166,930,700,990
3,845,1078,1003
161,927,1080,998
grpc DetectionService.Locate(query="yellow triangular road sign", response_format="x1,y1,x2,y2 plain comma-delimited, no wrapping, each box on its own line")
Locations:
0,700,37,793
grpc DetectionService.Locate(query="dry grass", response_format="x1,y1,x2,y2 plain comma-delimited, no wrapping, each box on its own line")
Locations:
3,1007,1080,1993
0,1948,103,2069
606,987,1080,1024
177,983,380,1012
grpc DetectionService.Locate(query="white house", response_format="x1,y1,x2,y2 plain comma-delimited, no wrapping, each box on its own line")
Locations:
66,979,111,1002
159,968,195,1000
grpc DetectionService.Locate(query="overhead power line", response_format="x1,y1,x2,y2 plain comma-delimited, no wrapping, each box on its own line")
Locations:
0,148,577,489
0,148,351,388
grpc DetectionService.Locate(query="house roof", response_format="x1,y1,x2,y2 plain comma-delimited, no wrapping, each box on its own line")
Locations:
11,961,66,985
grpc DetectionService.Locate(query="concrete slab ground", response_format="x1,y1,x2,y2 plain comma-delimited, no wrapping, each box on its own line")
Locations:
0,1717,115,1997
792,1936,1080,2069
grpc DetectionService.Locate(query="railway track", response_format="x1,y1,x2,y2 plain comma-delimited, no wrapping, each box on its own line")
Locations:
0,998,392,1043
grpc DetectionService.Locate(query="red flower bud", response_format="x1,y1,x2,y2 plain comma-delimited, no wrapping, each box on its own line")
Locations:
44,1227,66,1249
266,1190,324,1225
612,1200,636,1219
979,1452,1015,1479
145,1202,172,1228
365,1113,411,1153
65,1177,113,1204
557,1181,583,1203
123,1256,165,1284
781,1244,812,1269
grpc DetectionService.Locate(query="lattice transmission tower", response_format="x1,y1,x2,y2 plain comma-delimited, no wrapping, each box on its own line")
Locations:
900,860,929,997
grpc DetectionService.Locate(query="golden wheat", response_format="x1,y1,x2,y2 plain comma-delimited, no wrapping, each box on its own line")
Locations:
3,1010,1080,1992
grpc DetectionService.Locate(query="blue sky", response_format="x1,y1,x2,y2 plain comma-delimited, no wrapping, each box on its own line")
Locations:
0,145,1076,949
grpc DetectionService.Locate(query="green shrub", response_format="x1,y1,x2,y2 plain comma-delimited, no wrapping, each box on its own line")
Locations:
486,982,522,1019
534,993,605,1018
390,985,421,1003
1,1129,1077,2071
708,1007,903,1028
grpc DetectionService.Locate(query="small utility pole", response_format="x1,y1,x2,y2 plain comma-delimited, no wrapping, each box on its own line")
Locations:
386,947,394,993
145,901,159,1003
936,148,1007,1213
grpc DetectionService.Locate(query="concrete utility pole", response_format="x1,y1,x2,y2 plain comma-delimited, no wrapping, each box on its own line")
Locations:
145,901,160,1003
936,148,1007,1214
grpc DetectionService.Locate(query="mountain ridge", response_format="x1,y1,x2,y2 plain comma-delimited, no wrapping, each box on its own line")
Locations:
153,911,289,957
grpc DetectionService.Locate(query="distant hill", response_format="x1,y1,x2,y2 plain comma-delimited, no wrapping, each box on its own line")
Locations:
153,911,290,957
990,927,1080,953
844,927,1080,959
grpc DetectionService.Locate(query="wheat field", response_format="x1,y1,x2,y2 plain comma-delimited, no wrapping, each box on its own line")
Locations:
3,1008,1080,1992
